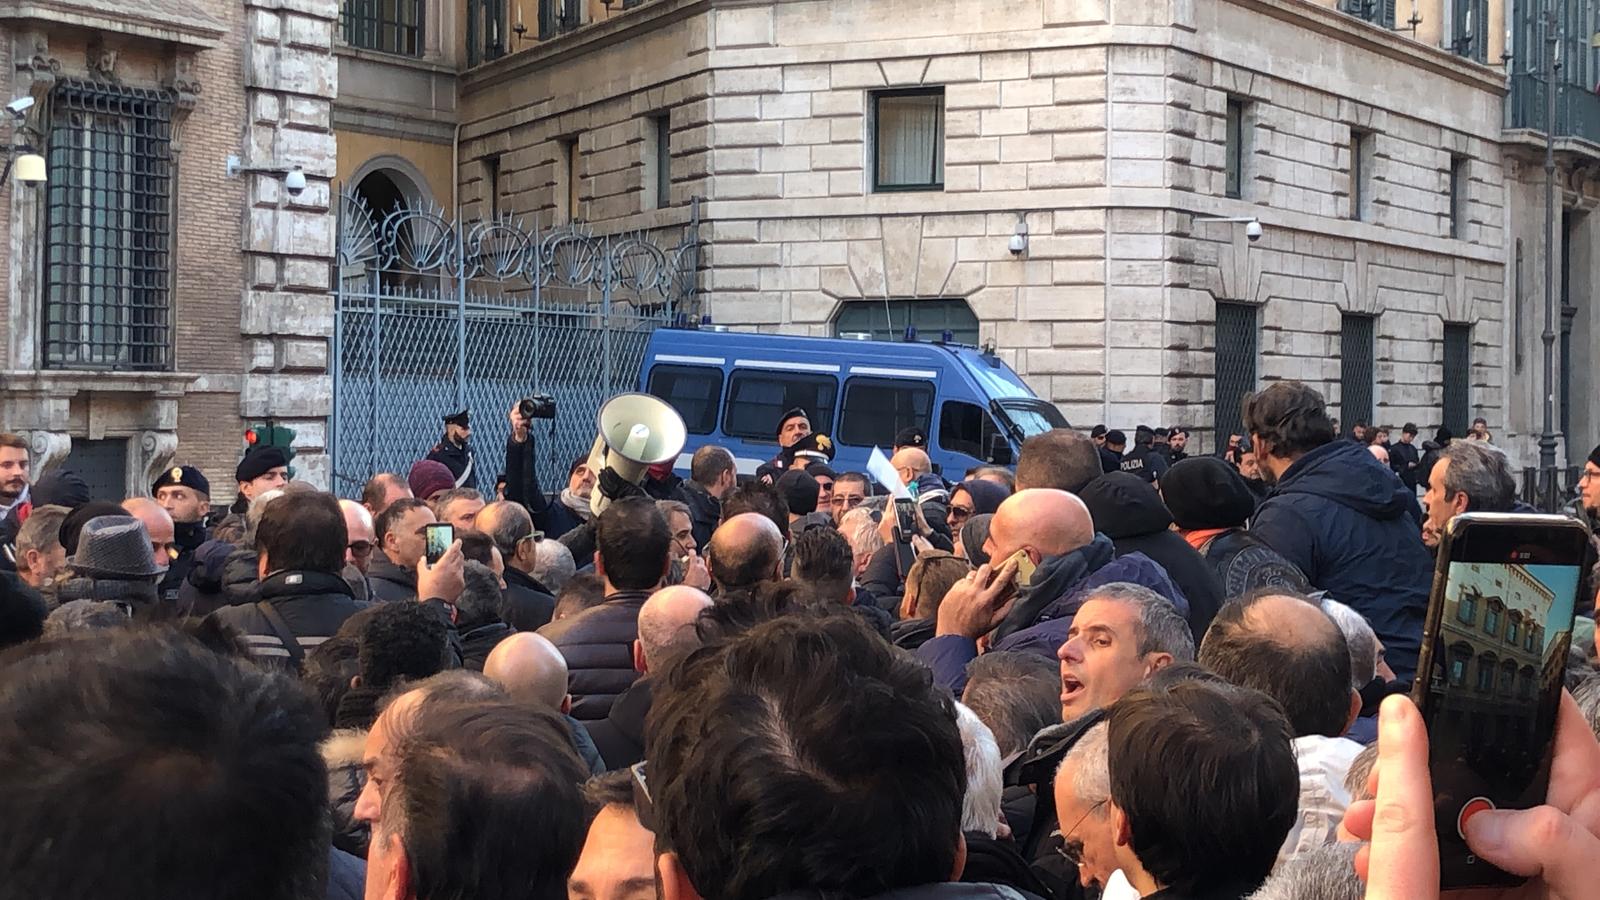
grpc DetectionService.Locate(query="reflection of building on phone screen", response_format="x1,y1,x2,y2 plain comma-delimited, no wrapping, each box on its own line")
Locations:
1428,562,1578,793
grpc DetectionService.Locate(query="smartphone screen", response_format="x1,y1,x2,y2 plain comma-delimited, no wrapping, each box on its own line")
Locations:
425,523,454,566
1413,513,1590,889
894,498,917,541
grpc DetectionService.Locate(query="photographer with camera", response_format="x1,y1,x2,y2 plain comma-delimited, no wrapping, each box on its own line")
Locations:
504,396,580,536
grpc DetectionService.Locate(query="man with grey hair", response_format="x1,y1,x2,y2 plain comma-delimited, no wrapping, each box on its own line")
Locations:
531,536,576,595
838,505,884,580
1057,582,1195,723
1420,439,1519,548
1319,597,1379,691
12,504,68,592
1052,721,1138,898
473,500,556,631
457,559,513,671
961,650,1062,759
1246,842,1363,900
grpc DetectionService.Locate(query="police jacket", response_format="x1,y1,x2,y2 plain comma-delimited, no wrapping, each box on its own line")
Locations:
426,437,478,492
160,520,209,603
1118,444,1169,484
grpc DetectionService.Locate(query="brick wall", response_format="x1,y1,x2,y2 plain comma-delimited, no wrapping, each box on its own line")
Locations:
176,391,246,503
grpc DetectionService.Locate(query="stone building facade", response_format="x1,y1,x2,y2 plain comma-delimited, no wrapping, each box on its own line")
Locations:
0,0,338,500
439,0,1557,459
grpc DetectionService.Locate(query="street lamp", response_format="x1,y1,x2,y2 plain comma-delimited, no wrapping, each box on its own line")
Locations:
1538,9,1559,471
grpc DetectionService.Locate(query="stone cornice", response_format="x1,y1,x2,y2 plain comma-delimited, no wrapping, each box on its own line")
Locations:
0,0,227,49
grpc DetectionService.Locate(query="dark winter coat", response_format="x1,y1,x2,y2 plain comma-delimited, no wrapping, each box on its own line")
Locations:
675,480,722,552
1390,439,1422,492
537,589,650,720
643,472,683,501
889,616,937,651
177,539,236,617
502,565,556,632
220,547,261,607
459,621,514,672
425,436,478,492
160,520,208,603
366,551,417,603
1098,445,1121,474
1078,471,1225,640
586,676,652,771
212,570,368,671
1249,440,1432,683
1118,443,1170,484
323,730,369,859
504,433,590,542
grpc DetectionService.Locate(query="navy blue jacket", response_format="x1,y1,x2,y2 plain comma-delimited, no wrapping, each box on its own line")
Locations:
1249,440,1431,683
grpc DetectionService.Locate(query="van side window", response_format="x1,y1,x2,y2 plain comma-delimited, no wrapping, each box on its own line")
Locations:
939,401,999,459
723,372,837,441
647,365,723,435
839,378,932,449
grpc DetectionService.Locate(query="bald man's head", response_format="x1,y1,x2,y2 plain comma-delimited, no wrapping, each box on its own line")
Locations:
637,585,713,673
483,633,570,712
121,497,175,571
986,489,1094,565
707,513,784,592
1198,593,1355,738
890,448,932,485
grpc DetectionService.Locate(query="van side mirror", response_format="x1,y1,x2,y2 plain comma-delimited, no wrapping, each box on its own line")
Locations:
987,434,1013,466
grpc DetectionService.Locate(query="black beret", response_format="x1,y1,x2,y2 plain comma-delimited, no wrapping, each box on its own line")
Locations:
894,426,928,449
152,465,211,497
1162,457,1258,531
235,446,290,483
775,407,809,436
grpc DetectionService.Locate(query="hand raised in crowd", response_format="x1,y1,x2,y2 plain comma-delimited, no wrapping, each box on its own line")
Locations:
1345,693,1600,900
681,549,712,591
507,402,530,444
934,555,1020,641
417,539,465,604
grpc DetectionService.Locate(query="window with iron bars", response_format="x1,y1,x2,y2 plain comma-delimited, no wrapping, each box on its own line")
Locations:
1340,313,1377,431
341,0,423,56
42,81,174,372
1339,0,1395,28
1442,323,1471,435
1214,302,1258,443
539,0,582,38
467,0,505,66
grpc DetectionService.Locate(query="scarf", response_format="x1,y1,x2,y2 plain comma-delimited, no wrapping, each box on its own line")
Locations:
560,489,594,522
1182,527,1230,553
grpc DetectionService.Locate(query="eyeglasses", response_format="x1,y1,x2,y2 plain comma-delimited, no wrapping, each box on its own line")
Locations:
831,494,865,509
630,761,656,832
1052,799,1108,868
347,540,374,558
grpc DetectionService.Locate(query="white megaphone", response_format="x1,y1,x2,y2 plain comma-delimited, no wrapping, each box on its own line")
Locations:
585,392,688,517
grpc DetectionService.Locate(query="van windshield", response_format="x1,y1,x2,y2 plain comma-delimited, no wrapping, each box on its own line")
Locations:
994,399,1069,437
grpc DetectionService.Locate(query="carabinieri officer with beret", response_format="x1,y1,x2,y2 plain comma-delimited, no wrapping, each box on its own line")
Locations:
426,409,479,493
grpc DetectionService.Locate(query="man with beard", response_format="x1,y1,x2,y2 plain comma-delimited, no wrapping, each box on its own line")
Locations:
1244,382,1431,684
0,434,31,573
151,466,211,603
426,409,478,492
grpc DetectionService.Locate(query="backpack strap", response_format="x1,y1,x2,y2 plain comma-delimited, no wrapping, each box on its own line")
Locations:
255,601,306,670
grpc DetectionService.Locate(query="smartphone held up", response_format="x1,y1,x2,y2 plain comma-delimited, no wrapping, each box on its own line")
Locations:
1412,512,1591,890
424,523,455,566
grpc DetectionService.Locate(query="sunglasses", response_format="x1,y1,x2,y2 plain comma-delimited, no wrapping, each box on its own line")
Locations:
347,540,374,557
947,504,975,521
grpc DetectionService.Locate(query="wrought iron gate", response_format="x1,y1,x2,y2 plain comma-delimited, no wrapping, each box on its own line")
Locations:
331,188,701,497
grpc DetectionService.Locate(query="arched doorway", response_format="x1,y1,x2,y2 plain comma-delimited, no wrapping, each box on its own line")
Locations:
352,164,435,290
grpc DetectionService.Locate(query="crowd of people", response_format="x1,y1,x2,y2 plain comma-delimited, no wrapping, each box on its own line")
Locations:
3,384,1600,900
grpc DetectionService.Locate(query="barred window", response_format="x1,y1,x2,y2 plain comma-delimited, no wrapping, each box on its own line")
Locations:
1340,313,1375,430
1442,323,1471,435
342,0,423,56
43,81,174,371
1213,302,1258,444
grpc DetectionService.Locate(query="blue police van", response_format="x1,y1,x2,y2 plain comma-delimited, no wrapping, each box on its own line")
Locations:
638,328,1069,477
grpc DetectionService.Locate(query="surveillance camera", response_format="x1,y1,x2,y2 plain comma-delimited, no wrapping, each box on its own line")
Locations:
5,96,34,118
284,166,306,197
1245,219,1263,242
1008,233,1027,256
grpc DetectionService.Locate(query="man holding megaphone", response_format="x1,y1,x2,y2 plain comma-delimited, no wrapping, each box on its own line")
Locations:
553,393,688,567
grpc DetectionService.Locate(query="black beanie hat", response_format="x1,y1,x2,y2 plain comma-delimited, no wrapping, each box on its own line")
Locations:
1161,457,1259,531
1589,443,1600,469
775,469,819,516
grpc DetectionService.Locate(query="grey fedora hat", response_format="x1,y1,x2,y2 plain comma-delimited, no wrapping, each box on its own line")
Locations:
69,516,162,580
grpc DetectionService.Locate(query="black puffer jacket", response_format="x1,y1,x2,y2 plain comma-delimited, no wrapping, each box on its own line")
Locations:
585,677,651,772
675,480,722,552
178,539,236,617
1078,472,1225,641
536,589,649,721
322,729,369,859
366,552,416,603
221,547,261,607
212,570,368,671
502,566,555,632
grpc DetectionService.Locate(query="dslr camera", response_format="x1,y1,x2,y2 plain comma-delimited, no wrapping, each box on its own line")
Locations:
519,394,557,420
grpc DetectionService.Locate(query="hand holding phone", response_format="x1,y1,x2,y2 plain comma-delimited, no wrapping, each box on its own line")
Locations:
1410,512,1591,890
934,555,1022,640
424,523,455,566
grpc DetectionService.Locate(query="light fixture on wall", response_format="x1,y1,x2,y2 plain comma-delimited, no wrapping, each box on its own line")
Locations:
1196,215,1263,242
1,96,46,186
1008,215,1029,256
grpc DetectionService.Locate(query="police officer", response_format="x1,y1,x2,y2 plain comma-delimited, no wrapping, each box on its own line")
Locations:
1119,425,1170,484
427,409,478,492
230,446,291,516
152,465,211,603
758,408,812,484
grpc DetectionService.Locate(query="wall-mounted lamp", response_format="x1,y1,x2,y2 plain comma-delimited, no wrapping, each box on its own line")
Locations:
1008,215,1029,256
226,154,307,197
1196,215,1262,242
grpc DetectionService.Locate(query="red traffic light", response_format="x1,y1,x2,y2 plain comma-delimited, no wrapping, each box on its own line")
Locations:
245,429,258,445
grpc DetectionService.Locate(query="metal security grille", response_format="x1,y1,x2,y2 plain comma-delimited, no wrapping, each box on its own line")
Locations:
1340,314,1376,430
62,438,129,501
538,0,582,38
42,80,174,371
1442,323,1471,435
332,189,701,497
341,0,423,56
834,299,978,343
1213,302,1257,443
1340,0,1395,28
